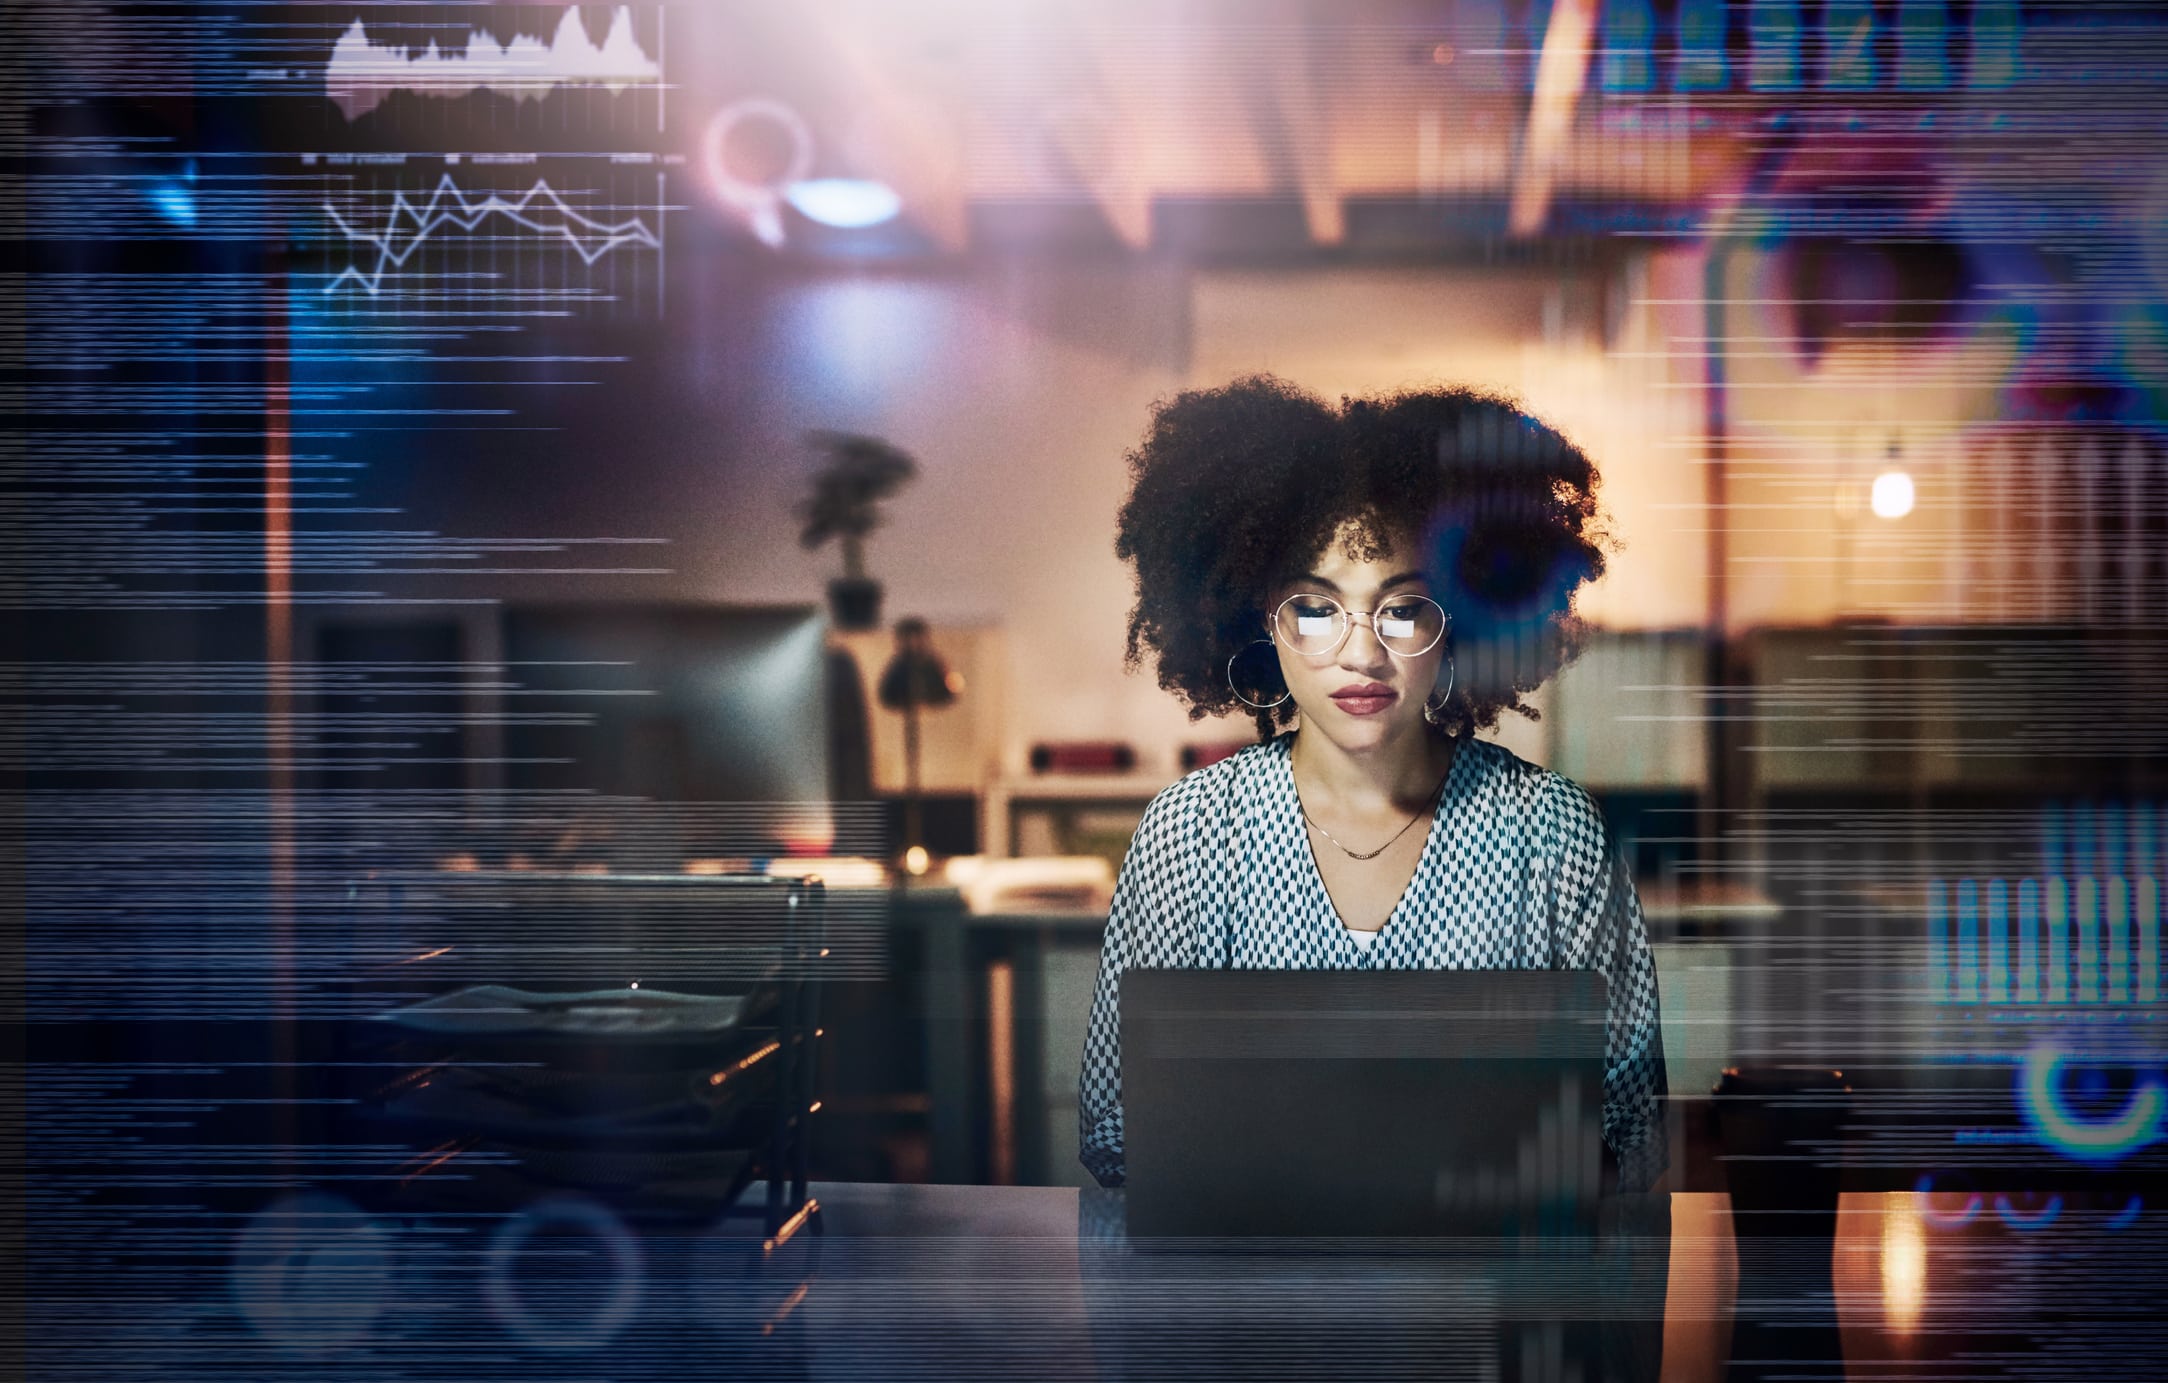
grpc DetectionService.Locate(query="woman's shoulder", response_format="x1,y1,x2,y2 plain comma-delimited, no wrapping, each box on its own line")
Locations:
1111,738,1279,900
1444,734,1552,803
1453,736,1607,843
1135,732,1287,830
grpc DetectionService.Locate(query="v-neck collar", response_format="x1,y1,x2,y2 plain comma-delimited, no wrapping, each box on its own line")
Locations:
1271,732,1469,963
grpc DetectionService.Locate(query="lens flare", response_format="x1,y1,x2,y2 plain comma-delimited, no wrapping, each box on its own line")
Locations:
1883,1194,1927,1335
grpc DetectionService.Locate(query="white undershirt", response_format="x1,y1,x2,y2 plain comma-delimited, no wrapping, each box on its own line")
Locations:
1345,926,1380,952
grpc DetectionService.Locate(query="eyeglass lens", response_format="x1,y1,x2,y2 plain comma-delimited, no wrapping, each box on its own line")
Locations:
1275,595,1445,655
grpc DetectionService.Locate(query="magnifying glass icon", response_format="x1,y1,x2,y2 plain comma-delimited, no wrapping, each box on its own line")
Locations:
701,97,815,248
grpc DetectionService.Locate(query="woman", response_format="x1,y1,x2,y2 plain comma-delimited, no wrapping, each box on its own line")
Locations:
1079,374,1668,1193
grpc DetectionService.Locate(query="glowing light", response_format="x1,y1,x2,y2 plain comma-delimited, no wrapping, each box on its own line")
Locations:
762,1198,818,1253
709,1040,780,1086
1882,1194,1926,1335
2018,1042,2167,1163
764,855,889,889
1870,469,1915,518
904,845,931,876
784,178,902,230
1511,0,1599,235
148,182,196,227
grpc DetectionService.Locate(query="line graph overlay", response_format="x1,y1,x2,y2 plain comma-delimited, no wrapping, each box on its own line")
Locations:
322,173,662,297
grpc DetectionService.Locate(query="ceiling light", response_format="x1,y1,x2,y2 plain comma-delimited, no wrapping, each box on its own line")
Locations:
1870,469,1915,519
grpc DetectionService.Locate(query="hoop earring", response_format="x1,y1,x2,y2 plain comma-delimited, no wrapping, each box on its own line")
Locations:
1421,650,1459,732
1227,639,1290,710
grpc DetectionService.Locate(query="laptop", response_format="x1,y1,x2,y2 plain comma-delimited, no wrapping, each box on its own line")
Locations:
1120,968,1610,1238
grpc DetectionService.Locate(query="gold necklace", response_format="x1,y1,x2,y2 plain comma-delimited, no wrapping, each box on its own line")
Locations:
1299,755,1453,862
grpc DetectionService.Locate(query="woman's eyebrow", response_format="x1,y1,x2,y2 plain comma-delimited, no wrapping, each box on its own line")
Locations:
1290,570,1431,592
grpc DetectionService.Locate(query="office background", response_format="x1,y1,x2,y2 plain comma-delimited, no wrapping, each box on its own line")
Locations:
9,1,2167,1378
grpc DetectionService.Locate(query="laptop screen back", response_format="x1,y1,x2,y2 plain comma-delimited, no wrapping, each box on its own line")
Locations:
1121,968,1609,1237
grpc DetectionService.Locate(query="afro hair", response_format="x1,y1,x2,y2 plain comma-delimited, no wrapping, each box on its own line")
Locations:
1114,374,1617,740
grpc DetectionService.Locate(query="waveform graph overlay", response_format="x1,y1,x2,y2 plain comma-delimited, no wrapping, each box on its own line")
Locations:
324,5,662,123
316,168,666,315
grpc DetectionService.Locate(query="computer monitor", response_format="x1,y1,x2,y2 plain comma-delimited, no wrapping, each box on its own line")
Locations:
503,602,831,804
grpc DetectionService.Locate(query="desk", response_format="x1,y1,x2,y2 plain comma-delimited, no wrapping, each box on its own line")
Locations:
798,1182,1677,1382
83,1177,2168,1379
984,773,1172,859
891,885,1758,1188
889,884,1107,1183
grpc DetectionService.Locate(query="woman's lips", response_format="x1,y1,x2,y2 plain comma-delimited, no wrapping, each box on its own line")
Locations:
1329,688,1397,717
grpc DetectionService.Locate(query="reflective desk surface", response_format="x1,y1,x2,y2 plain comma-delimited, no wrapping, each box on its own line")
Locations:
138,1180,2166,1382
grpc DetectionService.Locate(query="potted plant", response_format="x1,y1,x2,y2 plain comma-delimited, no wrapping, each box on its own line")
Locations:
797,429,918,631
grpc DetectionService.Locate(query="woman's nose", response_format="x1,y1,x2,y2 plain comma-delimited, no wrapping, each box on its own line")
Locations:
1337,614,1392,668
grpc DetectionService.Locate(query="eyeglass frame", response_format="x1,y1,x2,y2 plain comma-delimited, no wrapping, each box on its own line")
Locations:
1266,591,1451,659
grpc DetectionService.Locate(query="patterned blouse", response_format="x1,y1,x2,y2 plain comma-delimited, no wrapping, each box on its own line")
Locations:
1077,731,1669,1191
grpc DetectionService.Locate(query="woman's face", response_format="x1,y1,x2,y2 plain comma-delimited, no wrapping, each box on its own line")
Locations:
1268,522,1448,754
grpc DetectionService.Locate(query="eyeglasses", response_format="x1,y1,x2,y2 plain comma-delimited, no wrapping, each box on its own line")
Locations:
1271,593,1449,658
